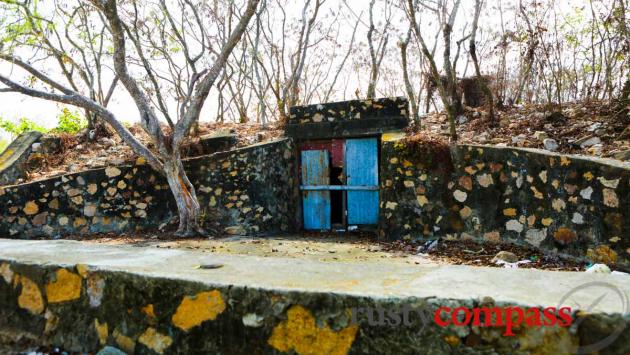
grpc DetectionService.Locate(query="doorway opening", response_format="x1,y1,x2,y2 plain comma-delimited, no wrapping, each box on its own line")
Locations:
299,137,380,231
330,166,344,227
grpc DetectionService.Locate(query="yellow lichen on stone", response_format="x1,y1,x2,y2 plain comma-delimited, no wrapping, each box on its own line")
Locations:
138,327,173,355
268,305,358,355
0,263,13,284
46,269,82,303
172,290,226,331
94,319,108,345
416,195,428,207
530,187,543,199
583,172,594,181
443,334,461,346
142,304,156,319
381,132,405,142
23,201,39,215
18,276,45,314
113,329,136,354
76,264,90,278
541,218,553,227
587,245,618,265
503,208,517,217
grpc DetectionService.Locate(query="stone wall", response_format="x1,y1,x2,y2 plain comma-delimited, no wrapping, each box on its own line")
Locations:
379,133,630,269
0,139,298,238
285,97,409,140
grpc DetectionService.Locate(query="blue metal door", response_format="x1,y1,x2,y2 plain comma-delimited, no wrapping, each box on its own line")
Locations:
301,150,331,230
346,138,379,225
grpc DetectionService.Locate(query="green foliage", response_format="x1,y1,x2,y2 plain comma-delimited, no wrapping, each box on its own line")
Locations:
53,108,86,134
0,138,8,153
0,117,48,137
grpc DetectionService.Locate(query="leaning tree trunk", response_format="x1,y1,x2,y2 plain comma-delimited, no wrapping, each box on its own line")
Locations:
163,157,203,237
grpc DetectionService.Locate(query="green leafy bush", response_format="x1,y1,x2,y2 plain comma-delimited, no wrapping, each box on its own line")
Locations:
0,117,48,137
53,108,87,134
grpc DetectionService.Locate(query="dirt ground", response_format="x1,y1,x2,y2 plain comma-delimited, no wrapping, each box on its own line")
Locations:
420,100,629,158
72,232,590,272
21,121,284,183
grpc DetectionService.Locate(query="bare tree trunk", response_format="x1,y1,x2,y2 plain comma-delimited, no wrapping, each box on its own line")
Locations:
470,0,495,124
514,0,537,104
366,0,391,99
163,158,203,236
405,0,460,140
400,29,420,126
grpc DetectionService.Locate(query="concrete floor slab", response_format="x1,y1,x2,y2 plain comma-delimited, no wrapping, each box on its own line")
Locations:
1,238,630,354
0,238,628,312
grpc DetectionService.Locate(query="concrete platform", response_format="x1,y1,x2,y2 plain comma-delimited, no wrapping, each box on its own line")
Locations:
1,238,630,354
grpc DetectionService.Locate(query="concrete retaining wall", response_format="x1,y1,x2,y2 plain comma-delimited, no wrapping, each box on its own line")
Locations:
1,240,629,354
379,133,630,269
0,139,298,238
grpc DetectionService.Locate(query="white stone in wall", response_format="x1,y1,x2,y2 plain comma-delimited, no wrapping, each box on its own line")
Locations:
506,219,524,233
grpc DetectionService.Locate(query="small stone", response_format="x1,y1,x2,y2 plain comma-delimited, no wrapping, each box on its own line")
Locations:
24,201,39,215
506,220,523,233
97,346,127,355
602,189,619,207
225,226,245,235
543,138,558,151
587,122,602,132
84,204,97,217
525,229,547,247
111,158,125,166
492,251,519,264
385,201,398,210
613,150,630,161
456,115,467,124
533,131,548,140
459,206,472,219
580,186,593,200
105,166,122,178
572,213,584,224
242,313,264,328
586,144,603,155
585,264,611,274
511,134,527,145
577,136,601,148
453,190,467,203
476,174,493,187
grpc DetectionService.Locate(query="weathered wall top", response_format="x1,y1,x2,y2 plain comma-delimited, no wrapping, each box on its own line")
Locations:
285,97,409,139
0,131,43,186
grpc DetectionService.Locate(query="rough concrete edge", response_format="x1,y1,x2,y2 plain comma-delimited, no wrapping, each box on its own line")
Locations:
0,131,43,171
461,143,630,170
289,96,408,112
380,134,629,170
2,253,629,318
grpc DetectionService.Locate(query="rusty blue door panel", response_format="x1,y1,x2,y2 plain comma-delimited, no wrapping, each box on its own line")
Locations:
346,138,379,225
301,150,331,230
